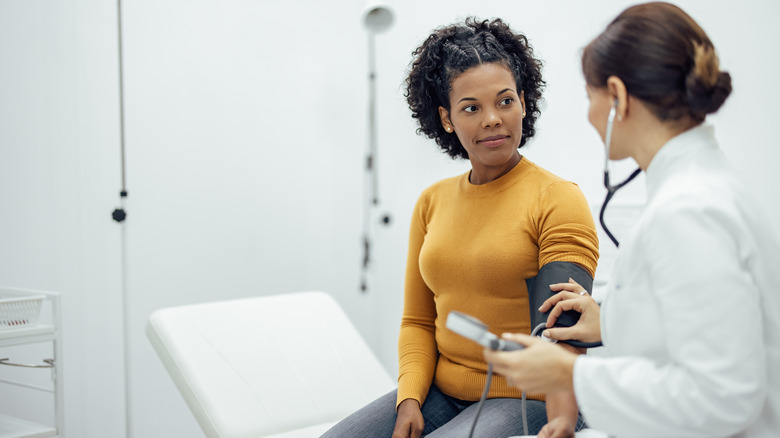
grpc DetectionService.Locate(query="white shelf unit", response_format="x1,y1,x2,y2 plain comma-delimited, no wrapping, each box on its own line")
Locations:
0,287,63,438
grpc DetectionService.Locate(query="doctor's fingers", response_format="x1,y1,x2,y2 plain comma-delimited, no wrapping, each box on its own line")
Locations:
542,324,585,342
539,291,582,312
547,302,602,343
486,339,574,393
483,349,517,377
546,297,596,327
548,283,583,293
484,348,534,386
541,290,590,315
483,334,540,369
549,278,585,292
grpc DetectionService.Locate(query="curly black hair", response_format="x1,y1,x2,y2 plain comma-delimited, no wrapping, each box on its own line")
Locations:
405,17,545,160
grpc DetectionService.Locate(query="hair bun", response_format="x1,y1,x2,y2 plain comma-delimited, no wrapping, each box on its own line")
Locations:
685,42,732,117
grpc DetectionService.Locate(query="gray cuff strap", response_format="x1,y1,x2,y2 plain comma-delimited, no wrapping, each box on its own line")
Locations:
525,261,593,329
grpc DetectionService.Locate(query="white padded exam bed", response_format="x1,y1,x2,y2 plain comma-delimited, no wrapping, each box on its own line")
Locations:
146,291,394,438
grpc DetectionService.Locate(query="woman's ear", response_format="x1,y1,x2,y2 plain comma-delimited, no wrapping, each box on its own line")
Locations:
519,90,526,117
606,76,628,121
439,106,453,133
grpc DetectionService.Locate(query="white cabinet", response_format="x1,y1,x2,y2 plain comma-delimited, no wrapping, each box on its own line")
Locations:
0,287,63,438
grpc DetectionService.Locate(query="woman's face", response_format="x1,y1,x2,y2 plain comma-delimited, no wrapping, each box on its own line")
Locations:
439,63,525,182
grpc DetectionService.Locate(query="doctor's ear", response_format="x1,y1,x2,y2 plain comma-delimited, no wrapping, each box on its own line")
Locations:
606,76,628,121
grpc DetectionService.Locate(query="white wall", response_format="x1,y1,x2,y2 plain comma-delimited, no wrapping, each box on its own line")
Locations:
1,0,778,437
0,0,127,435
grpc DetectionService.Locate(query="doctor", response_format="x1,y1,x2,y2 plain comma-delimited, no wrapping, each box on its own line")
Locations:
484,2,780,437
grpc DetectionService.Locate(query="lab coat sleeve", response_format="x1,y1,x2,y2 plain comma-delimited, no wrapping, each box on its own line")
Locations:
574,198,766,436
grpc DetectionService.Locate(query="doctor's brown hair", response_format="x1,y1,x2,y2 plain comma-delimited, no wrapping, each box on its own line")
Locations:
582,2,731,123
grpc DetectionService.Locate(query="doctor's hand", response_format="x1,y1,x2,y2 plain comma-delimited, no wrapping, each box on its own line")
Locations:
538,415,576,438
392,398,424,438
541,279,602,343
484,334,578,394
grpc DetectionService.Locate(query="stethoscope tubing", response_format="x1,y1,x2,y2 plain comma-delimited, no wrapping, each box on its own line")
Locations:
600,102,641,247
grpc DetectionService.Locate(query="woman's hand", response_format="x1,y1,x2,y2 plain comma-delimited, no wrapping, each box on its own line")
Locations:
541,279,602,343
483,334,577,394
538,415,576,438
392,398,424,438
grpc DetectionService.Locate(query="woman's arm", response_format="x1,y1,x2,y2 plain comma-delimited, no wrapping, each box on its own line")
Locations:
535,181,599,275
396,194,438,409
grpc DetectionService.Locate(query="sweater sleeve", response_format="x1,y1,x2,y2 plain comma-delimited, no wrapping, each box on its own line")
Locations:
396,193,438,409
536,181,599,276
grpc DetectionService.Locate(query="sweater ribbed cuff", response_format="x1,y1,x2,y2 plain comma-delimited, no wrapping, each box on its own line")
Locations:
396,373,432,410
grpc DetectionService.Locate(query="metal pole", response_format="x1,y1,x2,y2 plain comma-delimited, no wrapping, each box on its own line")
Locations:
360,32,380,293
368,33,378,207
116,0,132,436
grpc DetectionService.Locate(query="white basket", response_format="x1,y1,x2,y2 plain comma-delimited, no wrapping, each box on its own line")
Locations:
0,291,45,329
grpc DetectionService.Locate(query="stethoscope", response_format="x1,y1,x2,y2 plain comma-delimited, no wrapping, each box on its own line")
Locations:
599,100,642,247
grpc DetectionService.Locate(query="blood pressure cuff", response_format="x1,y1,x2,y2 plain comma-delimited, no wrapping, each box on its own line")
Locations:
525,261,593,331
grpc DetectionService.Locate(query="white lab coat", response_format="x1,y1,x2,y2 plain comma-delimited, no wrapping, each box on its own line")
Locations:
574,124,780,437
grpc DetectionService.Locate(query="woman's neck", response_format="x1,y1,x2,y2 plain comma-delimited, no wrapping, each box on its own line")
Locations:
469,152,522,185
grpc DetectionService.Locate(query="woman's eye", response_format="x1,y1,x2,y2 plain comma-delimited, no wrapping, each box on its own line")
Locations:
500,97,514,106
463,105,478,113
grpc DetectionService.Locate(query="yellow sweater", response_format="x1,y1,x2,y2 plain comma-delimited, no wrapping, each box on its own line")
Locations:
397,157,599,407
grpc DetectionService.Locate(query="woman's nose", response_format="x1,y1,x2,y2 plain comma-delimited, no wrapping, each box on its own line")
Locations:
482,109,502,127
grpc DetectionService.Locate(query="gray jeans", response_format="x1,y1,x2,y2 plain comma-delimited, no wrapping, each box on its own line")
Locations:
320,385,585,437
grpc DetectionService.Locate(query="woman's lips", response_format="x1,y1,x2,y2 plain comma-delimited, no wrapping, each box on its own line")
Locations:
477,135,509,147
